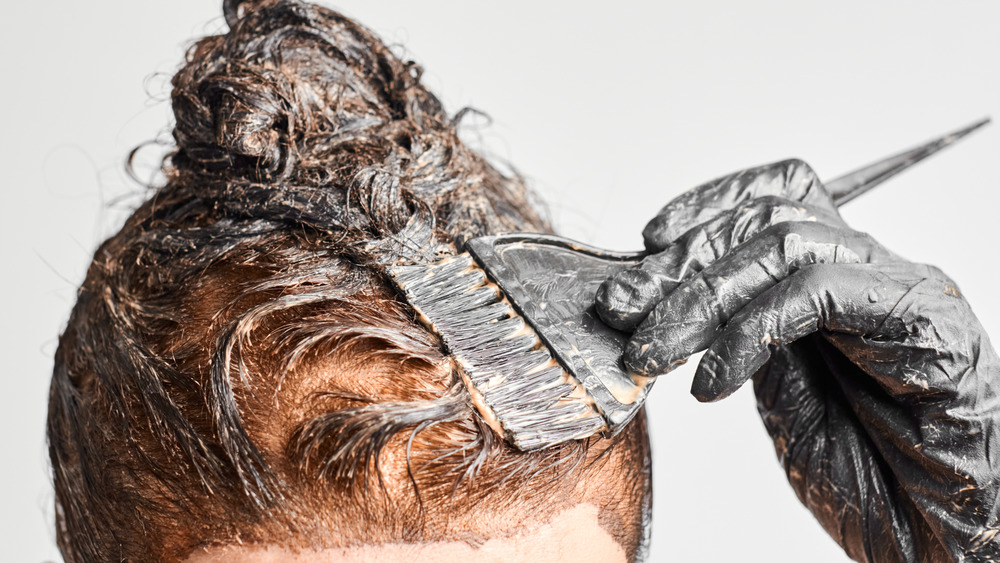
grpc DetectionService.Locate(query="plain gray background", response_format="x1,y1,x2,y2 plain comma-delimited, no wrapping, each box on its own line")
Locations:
3,1,999,561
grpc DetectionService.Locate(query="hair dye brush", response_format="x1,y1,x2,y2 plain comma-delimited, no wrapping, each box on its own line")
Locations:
389,119,990,451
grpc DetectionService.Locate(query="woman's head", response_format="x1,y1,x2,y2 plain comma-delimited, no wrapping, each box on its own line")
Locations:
48,2,651,561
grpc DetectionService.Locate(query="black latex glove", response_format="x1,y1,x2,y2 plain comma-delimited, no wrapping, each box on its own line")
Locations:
595,159,1000,562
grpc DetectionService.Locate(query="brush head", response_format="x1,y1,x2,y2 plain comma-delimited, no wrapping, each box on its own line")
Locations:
388,236,653,450
387,253,607,449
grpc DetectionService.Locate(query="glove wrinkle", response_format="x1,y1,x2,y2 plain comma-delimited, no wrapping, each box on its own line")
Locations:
759,338,935,563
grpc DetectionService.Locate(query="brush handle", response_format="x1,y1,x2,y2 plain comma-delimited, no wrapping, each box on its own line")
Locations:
825,118,989,205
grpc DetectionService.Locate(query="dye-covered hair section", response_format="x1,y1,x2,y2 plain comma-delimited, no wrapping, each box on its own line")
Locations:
47,1,651,561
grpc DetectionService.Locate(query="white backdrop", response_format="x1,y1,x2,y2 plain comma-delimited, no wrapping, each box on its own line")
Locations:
3,2,999,561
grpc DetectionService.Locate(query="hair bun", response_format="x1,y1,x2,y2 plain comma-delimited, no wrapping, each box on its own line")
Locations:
167,0,545,244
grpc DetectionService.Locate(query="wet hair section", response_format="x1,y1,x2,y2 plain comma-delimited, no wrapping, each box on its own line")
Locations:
47,1,651,561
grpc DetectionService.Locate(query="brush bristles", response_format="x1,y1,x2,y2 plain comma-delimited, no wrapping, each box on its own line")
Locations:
389,254,607,450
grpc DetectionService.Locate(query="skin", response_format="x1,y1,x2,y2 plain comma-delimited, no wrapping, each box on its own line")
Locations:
182,502,626,563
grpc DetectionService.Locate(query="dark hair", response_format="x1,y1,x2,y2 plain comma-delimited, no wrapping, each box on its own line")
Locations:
48,1,651,561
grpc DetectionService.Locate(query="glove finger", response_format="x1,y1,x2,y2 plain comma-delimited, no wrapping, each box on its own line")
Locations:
643,159,835,252
687,262,919,402
623,222,894,376
753,337,834,463
597,196,846,332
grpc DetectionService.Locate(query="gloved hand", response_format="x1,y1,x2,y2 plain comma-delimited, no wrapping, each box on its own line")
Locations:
595,159,1000,562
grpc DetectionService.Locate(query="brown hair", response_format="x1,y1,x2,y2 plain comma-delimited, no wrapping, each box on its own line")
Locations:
47,1,651,561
